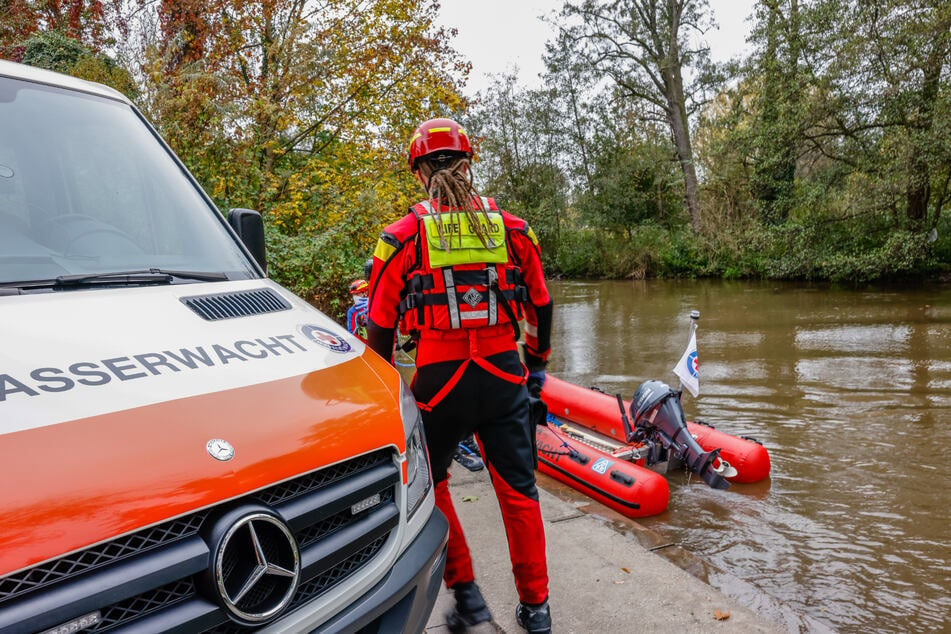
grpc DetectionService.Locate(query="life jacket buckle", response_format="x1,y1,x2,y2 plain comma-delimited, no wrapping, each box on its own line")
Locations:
398,292,417,316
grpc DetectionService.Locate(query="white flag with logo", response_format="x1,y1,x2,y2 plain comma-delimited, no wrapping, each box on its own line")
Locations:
673,329,700,397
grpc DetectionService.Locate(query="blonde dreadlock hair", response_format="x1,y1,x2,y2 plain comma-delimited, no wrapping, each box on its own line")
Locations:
419,154,497,251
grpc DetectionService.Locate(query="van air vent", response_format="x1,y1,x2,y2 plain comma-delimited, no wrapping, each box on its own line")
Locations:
181,288,291,320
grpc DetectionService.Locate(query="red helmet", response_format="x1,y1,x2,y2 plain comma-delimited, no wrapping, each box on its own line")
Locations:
408,118,471,170
349,279,368,295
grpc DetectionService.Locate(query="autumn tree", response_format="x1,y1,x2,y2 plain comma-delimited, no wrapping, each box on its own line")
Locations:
0,0,37,58
0,0,116,53
0,0,132,62
158,0,213,70
146,0,464,217
558,0,715,232
140,0,468,308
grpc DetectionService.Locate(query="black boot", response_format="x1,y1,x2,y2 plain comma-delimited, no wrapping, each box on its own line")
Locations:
445,581,492,631
515,599,551,634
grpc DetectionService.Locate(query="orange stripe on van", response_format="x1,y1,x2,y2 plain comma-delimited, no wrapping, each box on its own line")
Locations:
0,355,405,576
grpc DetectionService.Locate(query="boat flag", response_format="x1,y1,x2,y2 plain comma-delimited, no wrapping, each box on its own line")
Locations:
673,322,700,397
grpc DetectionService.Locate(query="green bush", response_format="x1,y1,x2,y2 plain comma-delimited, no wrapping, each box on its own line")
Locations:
549,224,680,279
550,229,605,278
261,191,943,308
710,217,937,283
20,31,137,98
265,216,374,321
544,213,941,283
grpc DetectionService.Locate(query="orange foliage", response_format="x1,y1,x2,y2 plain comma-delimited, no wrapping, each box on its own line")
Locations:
0,0,130,60
146,0,469,234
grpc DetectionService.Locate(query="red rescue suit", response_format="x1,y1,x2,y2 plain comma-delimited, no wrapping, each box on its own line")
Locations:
367,197,552,604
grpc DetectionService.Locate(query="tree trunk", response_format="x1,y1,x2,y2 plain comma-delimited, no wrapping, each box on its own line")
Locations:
904,43,944,226
668,99,701,231
661,3,701,231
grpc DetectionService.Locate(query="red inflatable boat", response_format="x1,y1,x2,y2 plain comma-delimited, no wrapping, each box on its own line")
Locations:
540,374,771,484
535,422,670,518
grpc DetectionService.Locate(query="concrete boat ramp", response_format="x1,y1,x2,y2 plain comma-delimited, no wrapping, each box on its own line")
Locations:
423,465,823,634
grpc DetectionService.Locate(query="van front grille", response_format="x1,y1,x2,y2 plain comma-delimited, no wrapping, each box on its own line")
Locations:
0,449,400,633
0,514,208,602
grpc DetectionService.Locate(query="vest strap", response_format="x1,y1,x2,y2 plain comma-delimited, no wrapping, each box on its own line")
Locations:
486,267,498,326
443,268,461,329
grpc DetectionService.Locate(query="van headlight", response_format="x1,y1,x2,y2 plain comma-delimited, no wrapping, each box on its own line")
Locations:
400,380,432,519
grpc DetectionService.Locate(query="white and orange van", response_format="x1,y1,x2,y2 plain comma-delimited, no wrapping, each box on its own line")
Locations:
0,60,447,633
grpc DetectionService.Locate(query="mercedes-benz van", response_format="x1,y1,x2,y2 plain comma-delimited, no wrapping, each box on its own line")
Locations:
0,59,447,634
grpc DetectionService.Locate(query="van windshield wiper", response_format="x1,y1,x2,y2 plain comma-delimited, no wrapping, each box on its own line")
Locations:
0,269,229,293
55,269,229,285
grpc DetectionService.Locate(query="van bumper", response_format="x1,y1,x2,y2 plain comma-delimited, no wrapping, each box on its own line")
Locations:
317,508,449,634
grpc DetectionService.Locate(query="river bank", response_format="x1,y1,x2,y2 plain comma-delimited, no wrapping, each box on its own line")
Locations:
423,465,810,633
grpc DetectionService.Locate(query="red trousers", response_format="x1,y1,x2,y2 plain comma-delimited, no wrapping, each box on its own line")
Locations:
414,351,548,604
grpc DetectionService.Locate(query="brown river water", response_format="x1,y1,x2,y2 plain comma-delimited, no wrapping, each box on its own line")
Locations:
543,279,951,633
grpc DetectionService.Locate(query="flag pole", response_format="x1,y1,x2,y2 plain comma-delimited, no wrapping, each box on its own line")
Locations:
677,310,700,396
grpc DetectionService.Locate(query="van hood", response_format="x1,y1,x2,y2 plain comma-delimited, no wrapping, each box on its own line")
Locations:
0,280,405,575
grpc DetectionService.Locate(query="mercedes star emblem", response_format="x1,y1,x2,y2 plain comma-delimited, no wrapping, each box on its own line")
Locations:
206,438,235,461
214,512,300,623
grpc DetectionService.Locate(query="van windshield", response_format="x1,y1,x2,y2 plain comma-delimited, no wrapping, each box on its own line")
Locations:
0,75,257,286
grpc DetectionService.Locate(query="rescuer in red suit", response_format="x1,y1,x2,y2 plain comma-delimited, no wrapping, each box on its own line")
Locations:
366,118,554,634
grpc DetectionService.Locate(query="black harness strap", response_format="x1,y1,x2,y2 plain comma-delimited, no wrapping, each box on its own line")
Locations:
492,278,521,341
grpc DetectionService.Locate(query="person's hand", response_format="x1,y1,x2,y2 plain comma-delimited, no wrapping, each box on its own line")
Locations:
521,342,548,397
527,369,546,398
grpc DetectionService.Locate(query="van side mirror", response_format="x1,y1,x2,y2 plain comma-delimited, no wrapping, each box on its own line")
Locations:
228,208,267,273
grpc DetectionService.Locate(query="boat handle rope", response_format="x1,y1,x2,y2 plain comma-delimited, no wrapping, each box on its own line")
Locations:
545,423,586,459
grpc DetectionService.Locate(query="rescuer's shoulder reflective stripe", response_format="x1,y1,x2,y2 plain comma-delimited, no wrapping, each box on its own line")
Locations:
525,225,540,247
373,232,401,262
502,214,539,247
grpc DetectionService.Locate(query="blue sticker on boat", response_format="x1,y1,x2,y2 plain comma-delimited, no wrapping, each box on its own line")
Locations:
299,325,351,353
591,458,612,474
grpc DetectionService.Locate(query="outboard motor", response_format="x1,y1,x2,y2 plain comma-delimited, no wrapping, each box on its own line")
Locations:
630,380,731,490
